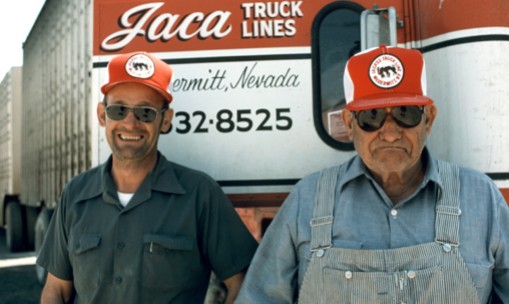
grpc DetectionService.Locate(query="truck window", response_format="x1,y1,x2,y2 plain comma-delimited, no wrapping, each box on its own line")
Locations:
312,2,364,150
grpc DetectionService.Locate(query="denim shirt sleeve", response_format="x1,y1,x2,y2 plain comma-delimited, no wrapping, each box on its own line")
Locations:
493,196,509,302
236,187,302,304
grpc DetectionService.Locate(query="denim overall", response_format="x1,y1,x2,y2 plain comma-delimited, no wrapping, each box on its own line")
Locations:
298,161,479,304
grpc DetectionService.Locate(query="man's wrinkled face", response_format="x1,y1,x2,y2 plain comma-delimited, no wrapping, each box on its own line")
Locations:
342,105,437,177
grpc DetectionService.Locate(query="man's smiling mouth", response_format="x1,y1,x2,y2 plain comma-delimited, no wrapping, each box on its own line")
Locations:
119,134,143,141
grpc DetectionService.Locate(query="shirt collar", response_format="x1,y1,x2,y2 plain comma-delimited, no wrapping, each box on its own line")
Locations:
71,152,186,205
340,146,443,195
150,152,186,195
420,147,442,191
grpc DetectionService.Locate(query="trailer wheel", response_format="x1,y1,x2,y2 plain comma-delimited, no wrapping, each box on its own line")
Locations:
6,200,24,252
25,206,40,251
35,208,53,285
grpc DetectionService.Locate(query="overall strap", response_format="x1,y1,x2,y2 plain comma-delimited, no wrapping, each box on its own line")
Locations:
435,159,462,246
310,166,341,251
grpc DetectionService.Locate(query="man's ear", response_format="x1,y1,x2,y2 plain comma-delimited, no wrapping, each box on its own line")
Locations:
97,102,106,127
341,109,355,141
160,108,174,134
424,104,438,135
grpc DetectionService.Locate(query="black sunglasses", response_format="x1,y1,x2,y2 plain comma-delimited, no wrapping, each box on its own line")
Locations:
353,106,424,132
105,104,166,123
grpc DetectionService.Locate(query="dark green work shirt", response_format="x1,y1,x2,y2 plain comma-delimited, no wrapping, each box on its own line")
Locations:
37,153,258,304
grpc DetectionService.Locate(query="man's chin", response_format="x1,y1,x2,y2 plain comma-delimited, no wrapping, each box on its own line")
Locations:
112,149,147,161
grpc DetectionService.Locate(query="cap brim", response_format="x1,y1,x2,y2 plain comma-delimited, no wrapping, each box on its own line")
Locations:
101,80,173,104
346,93,433,111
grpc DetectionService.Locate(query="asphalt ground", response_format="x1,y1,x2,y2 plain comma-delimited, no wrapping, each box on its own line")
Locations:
0,230,41,304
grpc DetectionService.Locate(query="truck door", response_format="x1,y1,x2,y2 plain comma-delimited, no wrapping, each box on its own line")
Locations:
312,4,397,149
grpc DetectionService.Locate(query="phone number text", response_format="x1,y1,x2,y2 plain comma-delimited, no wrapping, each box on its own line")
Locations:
169,108,293,134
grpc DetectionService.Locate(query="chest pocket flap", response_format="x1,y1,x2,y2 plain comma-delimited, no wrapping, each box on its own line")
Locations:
142,234,194,251
69,235,101,255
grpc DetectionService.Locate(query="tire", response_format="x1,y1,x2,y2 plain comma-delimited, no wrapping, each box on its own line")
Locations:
25,206,40,251
6,201,24,252
35,208,53,285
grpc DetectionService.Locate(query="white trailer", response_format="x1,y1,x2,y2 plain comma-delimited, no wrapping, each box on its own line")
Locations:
0,67,35,252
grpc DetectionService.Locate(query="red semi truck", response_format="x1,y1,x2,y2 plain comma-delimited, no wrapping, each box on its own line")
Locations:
0,0,508,284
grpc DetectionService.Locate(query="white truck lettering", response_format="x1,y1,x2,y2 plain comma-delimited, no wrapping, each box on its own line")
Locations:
101,2,232,51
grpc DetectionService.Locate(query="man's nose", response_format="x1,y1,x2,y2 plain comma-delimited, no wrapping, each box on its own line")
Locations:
123,110,139,124
379,114,402,142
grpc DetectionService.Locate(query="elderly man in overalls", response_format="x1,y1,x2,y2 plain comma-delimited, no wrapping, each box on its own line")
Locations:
235,45,509,303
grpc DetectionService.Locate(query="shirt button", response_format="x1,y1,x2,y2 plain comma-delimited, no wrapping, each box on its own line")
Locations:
390,209,398,217
407,271,416,279
345,271,353,279
117,242,125,250
115,277,123,284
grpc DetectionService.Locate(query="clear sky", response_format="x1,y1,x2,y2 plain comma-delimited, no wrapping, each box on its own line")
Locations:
0,0,46,80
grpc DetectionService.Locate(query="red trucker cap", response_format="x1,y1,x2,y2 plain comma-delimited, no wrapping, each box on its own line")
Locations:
344,45,433,111
101,52,173,103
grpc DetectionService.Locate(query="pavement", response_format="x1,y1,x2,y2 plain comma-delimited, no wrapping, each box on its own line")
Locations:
0,230,41,304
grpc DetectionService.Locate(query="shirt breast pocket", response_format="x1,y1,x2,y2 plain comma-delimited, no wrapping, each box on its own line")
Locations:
68,234,101,292
142,234,195,290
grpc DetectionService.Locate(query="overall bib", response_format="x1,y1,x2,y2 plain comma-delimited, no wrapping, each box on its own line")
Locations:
298,161,479,304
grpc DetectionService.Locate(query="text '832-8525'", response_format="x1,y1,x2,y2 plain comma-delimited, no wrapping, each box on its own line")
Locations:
169,108,293,134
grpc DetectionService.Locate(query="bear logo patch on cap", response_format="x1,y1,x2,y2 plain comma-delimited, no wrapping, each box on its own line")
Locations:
125,53,155,79
369,54,404,89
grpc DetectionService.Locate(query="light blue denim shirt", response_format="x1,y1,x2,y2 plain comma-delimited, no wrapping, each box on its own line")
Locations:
236,148,509,303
